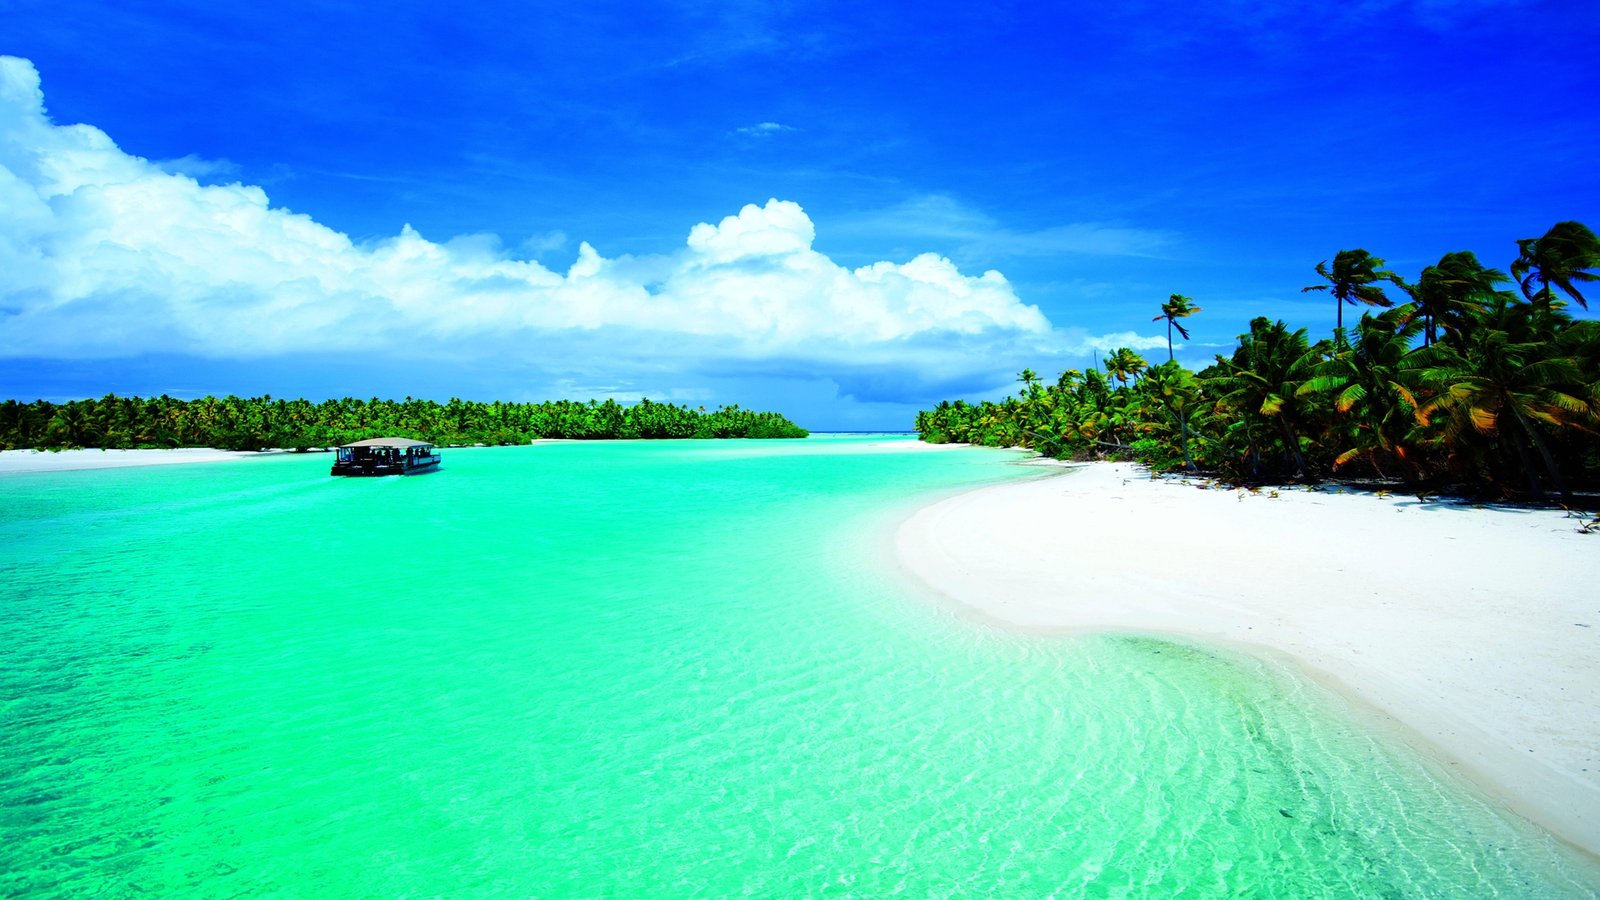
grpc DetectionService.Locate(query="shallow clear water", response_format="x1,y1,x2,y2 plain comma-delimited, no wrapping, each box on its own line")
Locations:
3,436,1597,897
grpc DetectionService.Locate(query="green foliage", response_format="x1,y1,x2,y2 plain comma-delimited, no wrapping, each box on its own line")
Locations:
914,222,1600,498
1297,306,1427,478
1129,437,1187,472
1103,347,1148,389
0,395,807,451
1397,250,1509,348
1209,318,1329,479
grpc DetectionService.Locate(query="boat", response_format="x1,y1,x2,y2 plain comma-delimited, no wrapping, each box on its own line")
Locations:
331,438,442,476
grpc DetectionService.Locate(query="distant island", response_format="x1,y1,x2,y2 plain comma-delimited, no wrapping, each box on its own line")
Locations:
0,395,808,451
915,220,1600,500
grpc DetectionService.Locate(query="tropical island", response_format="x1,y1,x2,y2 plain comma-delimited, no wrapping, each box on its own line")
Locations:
893,220,1600,862
915,220,1600,501
0,395,808,452
3,246,1597,886
8,0,1600,892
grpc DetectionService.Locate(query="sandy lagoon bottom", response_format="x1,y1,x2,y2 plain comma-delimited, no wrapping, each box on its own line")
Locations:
3,438,1598,896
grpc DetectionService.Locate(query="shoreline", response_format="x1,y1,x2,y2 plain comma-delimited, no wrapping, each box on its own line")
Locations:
0,435,927,476
895,458,1600,858
0,447,301,474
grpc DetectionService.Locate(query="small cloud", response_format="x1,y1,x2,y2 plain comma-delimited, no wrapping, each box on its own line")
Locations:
734,121,797,137
519,230,569,257
153,154,241,181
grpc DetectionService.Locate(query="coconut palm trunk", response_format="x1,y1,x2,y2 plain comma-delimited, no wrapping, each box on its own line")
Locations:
1276,416,1306,478
1506,400,1569,499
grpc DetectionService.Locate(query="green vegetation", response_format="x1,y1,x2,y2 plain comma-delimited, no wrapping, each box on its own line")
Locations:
915,221,1600,499
0,395,808,451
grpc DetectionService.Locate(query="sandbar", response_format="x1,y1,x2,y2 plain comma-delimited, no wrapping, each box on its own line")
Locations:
896,458,1600,856
0,447,292,474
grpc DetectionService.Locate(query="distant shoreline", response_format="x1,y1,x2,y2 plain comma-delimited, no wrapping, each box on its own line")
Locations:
896,456,1600,859
0,447,294,474
0,435,937,475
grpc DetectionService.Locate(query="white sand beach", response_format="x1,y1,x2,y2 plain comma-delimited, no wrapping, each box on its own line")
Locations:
897,459,1600,857
0,447,291,474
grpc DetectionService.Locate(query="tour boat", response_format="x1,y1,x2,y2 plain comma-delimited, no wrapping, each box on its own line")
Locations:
331,438,442,476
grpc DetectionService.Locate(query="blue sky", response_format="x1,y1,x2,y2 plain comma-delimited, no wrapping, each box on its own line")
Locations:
2,0,1596,429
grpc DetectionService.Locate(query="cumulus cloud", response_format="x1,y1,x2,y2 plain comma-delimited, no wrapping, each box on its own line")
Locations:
0,56,1058,401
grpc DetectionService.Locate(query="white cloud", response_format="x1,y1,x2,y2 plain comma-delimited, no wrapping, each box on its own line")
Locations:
1075,330,1172,354
152,154,241,181
518,229,569,257
0,56,1056,401
734,121,796,137
685,199,815,263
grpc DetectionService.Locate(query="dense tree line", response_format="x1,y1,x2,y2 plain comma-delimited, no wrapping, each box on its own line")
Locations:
0,395,808,451
916,221,1600,499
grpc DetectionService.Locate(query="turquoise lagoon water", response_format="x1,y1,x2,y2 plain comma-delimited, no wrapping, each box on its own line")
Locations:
3,436,1597,897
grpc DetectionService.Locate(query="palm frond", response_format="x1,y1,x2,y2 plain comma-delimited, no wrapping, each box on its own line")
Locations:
1468,404,1499,435
1336,384,1367,413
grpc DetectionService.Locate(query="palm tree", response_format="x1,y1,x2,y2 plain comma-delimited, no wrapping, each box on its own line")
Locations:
1415,296,1600,498
1139,360,1202,471
2,394,812,450
1017,368,1042,399
1400,251,1510,347
1302,249,1401,344
1298,306,1427,478
43,402,95,448
1511,220,1600,310
1104,348,1148,389
1208,317,1327,478
1152,293,1202,362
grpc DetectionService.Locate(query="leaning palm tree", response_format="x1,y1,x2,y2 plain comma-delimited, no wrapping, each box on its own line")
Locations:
1400,250,1510,347
1302,249,1401,344
1152,293,1202,361
1511,220,1600,310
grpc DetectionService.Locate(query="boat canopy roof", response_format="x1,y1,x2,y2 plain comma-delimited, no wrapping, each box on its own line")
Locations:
339,438,434,449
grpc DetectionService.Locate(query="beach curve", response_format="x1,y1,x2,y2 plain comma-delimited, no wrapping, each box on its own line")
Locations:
895,458,1600,857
